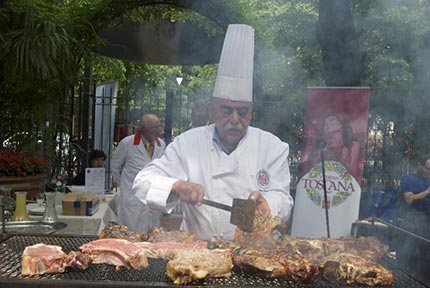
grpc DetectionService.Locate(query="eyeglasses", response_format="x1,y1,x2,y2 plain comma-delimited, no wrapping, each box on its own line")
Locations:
145,125,162,131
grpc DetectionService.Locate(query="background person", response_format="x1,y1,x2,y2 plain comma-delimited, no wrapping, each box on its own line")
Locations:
133,24,293,241
399,154,430,236
397,155,430,279
189,99,209,129
111,113,166,232
71,149,106,186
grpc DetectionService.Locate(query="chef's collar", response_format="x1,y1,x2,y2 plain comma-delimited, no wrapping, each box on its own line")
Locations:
133,132,151,146
213,128,233,155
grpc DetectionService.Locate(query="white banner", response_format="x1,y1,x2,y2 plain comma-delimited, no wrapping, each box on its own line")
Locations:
94,81,117,189
291,87,370,238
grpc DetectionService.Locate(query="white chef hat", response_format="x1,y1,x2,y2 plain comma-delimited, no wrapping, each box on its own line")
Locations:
213,24,254,102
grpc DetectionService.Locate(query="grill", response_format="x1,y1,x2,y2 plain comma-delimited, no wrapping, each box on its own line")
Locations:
0,234,428,288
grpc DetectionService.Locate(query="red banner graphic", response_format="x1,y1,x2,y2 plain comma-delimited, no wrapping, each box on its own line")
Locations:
291,87,370,238
298,87,370,185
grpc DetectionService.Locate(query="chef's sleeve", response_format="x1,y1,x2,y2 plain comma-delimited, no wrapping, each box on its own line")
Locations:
262,141,294,221
133,138,188,213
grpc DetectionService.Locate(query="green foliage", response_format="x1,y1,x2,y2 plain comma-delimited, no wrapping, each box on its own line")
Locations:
2,0,430,182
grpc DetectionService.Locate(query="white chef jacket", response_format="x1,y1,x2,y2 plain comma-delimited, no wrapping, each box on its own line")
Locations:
133,124,293,240
111,133,166,232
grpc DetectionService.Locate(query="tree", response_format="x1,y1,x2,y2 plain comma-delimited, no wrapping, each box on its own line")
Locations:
315,0,365,86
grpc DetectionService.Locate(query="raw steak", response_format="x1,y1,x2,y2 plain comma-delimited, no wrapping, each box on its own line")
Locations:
79,238,148,270
21,244,68,276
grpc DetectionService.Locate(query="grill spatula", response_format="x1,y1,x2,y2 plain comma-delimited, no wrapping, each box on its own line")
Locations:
202,198,256,232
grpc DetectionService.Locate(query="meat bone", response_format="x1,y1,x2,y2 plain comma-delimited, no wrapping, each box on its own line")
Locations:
201,198,256,232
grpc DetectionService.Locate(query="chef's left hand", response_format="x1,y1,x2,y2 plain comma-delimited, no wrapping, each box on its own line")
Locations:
248,191,271,217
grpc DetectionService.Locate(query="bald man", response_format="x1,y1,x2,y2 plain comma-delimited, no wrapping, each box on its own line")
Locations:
112,114,166,232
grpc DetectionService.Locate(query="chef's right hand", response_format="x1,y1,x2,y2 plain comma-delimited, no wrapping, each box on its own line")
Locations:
172,180,204,205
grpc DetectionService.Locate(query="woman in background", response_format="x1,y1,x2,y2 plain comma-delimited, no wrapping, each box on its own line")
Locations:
72,149,106,185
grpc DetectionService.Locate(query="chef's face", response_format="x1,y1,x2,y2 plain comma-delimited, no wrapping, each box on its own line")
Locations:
191,108,209,127
141,118,162,142
210,98,253,149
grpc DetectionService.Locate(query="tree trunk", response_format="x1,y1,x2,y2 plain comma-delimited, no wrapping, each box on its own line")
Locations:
315,0,365,86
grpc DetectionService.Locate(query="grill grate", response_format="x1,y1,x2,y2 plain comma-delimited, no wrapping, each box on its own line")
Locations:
0,234,428,287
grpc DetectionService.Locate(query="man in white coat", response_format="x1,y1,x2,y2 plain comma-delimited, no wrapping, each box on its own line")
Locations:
112,113,166,232
133,24,293,240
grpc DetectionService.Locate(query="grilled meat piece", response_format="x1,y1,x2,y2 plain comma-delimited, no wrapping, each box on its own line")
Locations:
233,246,318,283
341,236,389,261
319,252,393,286
166,248,233,285
279,235,388,263
147,226,196,243
208,236,237,250
79,239,148,270
21,244,69,276
280,235,345,263
135,240,208,260
99,225,196,243
64,251,93,270
234,215,285,249
99,225,148,242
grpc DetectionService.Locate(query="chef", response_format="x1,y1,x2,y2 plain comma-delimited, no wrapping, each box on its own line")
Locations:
112,114,166,232
133,24,293,240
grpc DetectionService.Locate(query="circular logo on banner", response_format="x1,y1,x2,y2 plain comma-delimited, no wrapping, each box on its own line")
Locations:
305,161,354,208
256,169,270,190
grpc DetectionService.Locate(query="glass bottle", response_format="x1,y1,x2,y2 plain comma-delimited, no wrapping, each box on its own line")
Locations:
42,192,58,222
12,191,30,221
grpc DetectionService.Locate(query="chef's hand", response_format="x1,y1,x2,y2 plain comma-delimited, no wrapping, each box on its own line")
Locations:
172,180,204,205
248,191,271,217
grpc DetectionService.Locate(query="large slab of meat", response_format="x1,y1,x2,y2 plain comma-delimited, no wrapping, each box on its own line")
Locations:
231,215,392,286
79,238,148,270
99,225,149,242
21,244,92,276
233,215,286,249
98,225,196,243
136,240,208,260
279,235,389,263
233,246,319,283
21,244,69,276
166,248,233,285
147,226,197,243
319,252,393,286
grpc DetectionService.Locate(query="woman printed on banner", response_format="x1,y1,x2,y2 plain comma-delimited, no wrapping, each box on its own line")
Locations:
299,113,362,182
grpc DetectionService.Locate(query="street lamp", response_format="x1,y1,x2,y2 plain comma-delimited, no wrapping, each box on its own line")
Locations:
176,77,183,132
164,76,183,144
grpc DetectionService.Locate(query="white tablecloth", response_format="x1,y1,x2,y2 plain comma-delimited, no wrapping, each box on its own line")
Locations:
28,194,118,236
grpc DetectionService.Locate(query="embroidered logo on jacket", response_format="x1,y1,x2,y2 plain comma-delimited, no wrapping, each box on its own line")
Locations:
256,169,270,190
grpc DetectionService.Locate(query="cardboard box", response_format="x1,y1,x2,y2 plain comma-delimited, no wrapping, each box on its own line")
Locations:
62,192,100,216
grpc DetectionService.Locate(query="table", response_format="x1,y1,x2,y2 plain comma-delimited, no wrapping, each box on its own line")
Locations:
27,193,118,236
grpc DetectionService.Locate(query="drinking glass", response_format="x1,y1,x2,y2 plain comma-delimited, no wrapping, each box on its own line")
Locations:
36,191,45,206
0,185,12,223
